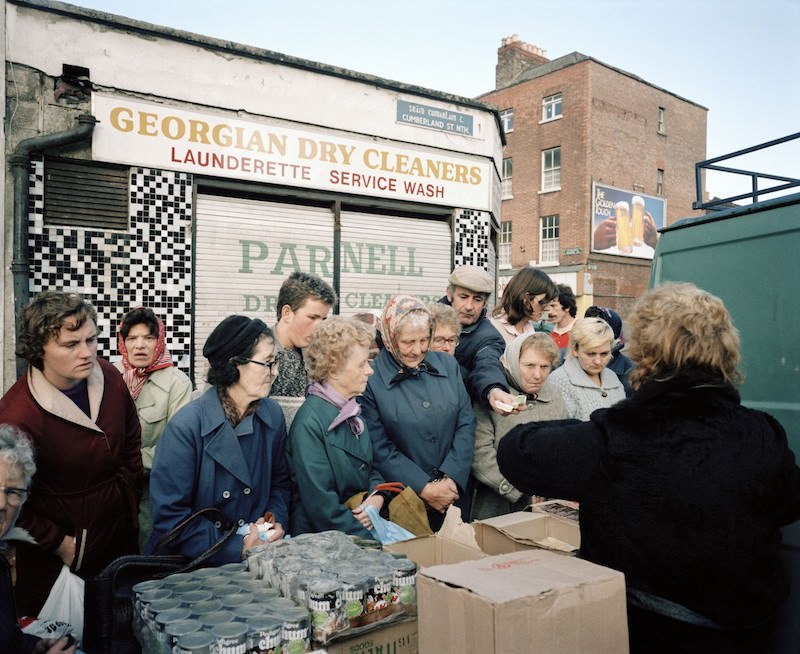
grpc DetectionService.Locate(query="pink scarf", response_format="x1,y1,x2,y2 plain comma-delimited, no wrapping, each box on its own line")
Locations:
306,381,364,437
117,309,174,400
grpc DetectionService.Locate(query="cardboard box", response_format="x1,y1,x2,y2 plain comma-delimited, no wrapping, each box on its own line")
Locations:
417,549,628,654
384,506,485,567
473,506,580,556
318,618,418,654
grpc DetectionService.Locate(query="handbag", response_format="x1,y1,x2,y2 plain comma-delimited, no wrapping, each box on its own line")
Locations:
83,506,237,654
388,486,434,537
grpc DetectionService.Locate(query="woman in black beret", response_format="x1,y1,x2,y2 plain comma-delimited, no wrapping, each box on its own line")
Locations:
147,315,291,563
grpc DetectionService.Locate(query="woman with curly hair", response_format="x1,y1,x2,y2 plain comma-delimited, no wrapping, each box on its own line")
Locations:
288,316,387,538
0,291,142,619
498,283,800,653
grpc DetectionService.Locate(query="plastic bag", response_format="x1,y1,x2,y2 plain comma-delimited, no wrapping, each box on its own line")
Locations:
363,504,415,544
38,563,84,644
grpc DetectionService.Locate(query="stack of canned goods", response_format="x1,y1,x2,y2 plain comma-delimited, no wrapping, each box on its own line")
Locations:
245,530,417,644
132,530,417,653
132,563,307,654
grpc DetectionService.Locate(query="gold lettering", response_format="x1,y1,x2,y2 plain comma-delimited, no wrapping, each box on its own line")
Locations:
109,106,134,132
211,124,232,147
363,148,380,169
188,120,210,145
161,115,185,140
137,112,158,136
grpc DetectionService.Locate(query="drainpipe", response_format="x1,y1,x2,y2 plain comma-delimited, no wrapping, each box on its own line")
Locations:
8,113,97,377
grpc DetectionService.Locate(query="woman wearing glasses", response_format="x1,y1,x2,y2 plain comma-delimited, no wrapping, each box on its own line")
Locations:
0,425,77,654
489,266,558,346
148,315,291,563
427,303,461,356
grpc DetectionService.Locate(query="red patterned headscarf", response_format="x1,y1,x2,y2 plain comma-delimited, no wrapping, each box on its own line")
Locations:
117,308,174,400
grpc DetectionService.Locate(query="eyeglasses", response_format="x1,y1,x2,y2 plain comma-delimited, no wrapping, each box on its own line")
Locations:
244,358,280,377
432,336,459,347
0,487,29,506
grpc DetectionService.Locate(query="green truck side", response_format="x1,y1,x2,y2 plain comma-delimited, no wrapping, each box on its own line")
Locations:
651,192,800,651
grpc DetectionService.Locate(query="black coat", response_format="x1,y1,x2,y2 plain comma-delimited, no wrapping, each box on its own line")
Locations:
497,369,800,629
1,551,39,654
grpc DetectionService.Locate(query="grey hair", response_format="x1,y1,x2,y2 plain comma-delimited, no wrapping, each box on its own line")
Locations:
398,308,432,333
0,425,37,487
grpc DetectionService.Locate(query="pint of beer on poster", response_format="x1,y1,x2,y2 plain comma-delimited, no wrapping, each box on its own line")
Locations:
631,195,645,246
615,200,632,253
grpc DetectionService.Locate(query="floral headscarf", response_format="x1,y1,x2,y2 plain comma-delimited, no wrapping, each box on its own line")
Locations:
117,308,174,399
377,295,432,368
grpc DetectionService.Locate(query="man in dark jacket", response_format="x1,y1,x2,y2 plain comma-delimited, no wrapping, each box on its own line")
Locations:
440,265,520,416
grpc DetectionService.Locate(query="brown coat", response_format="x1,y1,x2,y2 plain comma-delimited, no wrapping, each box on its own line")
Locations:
0,358,143,616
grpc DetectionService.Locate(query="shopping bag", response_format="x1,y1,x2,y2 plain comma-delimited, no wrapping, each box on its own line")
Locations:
38,563,84,644
363,504,415,544
83,506,237,654
388,486,434,537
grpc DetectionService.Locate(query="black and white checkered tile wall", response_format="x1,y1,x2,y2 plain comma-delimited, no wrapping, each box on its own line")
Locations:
454,208,491,269
26,161,489,376
28,159,193,373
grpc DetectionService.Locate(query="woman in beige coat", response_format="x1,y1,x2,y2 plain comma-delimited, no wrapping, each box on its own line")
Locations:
471,333,566,519
116,307,192,548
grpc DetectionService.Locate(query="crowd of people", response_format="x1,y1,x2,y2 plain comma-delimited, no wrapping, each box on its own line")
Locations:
1,265,798,653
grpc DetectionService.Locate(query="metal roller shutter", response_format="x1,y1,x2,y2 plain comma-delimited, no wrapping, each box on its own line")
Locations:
193,195,452,387
194,194,334,387
339,211,451,316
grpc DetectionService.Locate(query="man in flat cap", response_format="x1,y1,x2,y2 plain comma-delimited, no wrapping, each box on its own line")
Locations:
440,265,521,416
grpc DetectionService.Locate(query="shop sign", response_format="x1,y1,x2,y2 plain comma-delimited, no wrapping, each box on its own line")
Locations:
92,94,492,210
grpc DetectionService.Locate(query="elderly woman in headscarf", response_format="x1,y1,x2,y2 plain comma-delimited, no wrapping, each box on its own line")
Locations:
359,295,475,531
115,307,192,548
148,315,291,563
471,332,567,520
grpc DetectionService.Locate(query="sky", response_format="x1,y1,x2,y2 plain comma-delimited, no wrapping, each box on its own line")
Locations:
70,0,799,204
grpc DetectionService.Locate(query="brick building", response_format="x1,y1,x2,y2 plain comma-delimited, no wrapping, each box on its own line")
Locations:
480,35,707,316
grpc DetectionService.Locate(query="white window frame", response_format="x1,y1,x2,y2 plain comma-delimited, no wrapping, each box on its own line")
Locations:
540,214,560,265
499,221,512,269
501,157,513,199
541,147,561,192
500,108,514,134
656,168,664,196
541,93,563,122
657,106,666,135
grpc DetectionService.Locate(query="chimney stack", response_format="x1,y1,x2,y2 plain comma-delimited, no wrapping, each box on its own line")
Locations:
495,34,549,89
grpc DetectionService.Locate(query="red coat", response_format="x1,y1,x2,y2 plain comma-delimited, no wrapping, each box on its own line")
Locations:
0,358,143,616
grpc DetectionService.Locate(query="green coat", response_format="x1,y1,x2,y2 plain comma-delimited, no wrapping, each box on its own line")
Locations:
288,395,384,538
